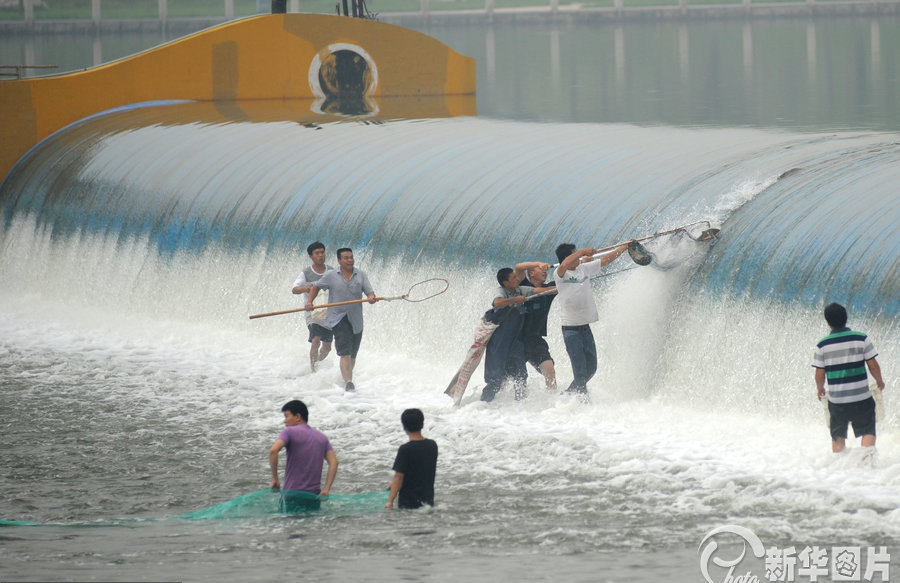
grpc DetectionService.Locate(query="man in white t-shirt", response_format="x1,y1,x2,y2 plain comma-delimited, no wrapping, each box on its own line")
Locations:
292,241,334,372
553,242,630,398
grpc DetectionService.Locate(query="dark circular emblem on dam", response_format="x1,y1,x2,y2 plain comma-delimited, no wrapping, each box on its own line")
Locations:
309,44,378,116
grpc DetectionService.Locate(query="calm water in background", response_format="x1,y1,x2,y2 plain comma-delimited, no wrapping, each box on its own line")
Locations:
424,17,899,130
2,15,900,583
2,16,898,129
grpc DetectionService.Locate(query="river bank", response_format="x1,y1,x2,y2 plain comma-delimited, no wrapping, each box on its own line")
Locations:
0,0,897,34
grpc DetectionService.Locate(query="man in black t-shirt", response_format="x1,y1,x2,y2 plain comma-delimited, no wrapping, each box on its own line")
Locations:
386,409,438,509
520,263,558,391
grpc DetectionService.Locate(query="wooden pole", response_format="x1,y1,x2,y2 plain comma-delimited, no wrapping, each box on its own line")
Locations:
249,296,400,320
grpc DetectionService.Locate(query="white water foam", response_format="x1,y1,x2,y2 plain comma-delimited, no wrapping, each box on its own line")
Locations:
3,211,899,557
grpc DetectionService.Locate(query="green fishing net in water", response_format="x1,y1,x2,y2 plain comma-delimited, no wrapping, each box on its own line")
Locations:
2,489,389,526
0,519,43,527
172,489,389,520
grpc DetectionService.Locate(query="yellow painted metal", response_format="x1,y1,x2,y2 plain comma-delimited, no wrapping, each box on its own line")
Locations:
0,13,476,184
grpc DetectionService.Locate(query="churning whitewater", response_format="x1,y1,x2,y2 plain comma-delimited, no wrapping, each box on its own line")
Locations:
2,110,900,581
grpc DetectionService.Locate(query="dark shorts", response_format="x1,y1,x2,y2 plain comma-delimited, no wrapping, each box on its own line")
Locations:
524,336,553,370
332,316,362,358
307,323,333,343
829,397,876,440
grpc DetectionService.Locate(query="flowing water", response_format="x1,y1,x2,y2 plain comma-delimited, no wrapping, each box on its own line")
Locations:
2,16,900,583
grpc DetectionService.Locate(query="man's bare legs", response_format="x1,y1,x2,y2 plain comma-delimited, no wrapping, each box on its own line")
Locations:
340,355,356,390
539,359,557,391
309,337,332,372
834,434,876,466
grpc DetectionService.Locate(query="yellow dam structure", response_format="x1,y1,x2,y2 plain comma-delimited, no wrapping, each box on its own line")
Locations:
0,13,477,184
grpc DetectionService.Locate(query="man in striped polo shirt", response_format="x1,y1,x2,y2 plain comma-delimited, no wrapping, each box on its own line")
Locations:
812,303,886,454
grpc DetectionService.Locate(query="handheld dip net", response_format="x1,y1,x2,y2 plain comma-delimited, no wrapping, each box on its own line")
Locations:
250,278,450,320
445,221,720,405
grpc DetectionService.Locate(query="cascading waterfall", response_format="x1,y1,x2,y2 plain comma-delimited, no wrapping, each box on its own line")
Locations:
3,103,899,317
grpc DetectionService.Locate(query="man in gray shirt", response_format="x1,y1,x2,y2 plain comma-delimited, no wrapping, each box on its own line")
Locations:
306,248,375,391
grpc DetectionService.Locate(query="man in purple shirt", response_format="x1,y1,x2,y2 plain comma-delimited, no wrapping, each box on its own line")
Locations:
269,400,339,511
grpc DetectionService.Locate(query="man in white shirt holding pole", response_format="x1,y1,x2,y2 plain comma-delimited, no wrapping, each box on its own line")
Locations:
553,242,630,400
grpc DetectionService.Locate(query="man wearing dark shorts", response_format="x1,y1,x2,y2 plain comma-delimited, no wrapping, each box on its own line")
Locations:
482,261,552,402
292,241,334,372
520,263,557,391
306,248,375,392
812,303,886,455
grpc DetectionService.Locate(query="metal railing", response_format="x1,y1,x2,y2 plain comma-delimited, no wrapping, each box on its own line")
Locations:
0,64,58,79
13,1,304,25
7,0,897,25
